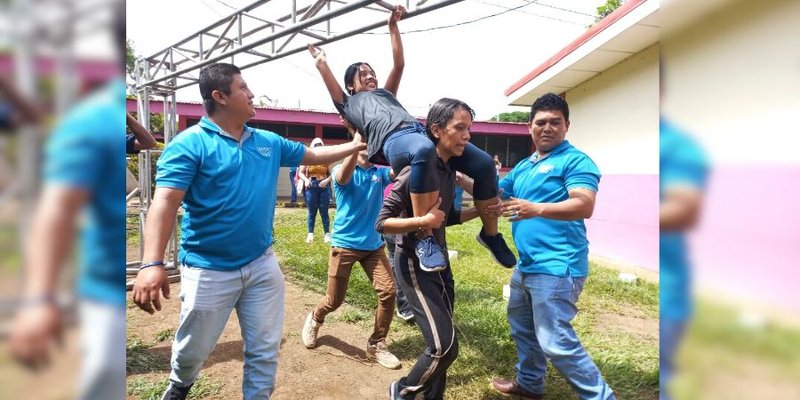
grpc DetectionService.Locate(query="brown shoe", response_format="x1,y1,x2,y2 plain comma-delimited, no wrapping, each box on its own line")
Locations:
491,378,543,399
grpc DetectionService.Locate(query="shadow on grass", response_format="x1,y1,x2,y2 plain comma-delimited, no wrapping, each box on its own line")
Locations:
127,339,249,377
315,334,367,359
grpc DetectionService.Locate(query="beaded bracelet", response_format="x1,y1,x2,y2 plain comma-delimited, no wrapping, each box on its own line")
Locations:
21,294,57,307
140,260,165,270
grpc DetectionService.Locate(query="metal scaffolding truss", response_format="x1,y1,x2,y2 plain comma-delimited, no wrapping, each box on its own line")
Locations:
134,0,464,96
127,0,463,285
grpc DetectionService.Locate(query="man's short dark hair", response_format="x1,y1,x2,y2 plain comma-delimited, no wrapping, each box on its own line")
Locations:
425,98,475,144
199,63,241,115
529,92,569,122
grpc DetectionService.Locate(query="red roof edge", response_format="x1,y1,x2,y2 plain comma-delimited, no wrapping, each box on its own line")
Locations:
504,0,647,97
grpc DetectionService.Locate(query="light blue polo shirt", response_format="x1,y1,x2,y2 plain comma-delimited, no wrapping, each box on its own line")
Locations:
499,140,600,277
156,116,306,270
44,79,126,306
660,118,708,320
331,164,392,251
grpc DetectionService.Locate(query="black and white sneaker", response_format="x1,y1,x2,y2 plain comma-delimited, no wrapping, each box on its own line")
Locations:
389,380,403,400
476,228,517,268
395,308,415,322
161,382,193,400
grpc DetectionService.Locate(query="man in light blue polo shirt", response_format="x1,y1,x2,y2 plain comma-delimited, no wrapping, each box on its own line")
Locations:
300,146,401,369
490,93,615,400
131,63,365,400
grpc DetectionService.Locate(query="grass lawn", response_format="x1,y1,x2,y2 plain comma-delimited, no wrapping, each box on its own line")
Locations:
274,208,659,399
670,302,800,399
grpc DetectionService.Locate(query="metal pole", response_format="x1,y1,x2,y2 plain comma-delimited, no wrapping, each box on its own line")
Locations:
141,0,381,88
12,0,38,251
136,56,151,262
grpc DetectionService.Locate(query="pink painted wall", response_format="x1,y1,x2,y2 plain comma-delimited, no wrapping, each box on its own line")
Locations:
690,167,800,313
586,174,659,271
0,54,117,81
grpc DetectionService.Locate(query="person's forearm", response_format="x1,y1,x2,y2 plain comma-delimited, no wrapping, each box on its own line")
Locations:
127,113,157,150
459,207,480,224
536,197,594,220
389,23,405,70
142,195,180,263
660,195,701,231
315,59,345,105
22,195,77,298
303,142,361,165
383,18,405,95
335,152,358,185
0,76,42,123
296,166,308,181
380,216,427,234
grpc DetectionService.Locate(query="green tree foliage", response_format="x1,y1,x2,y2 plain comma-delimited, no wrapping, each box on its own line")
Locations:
126,39,137,79
595,0,623,22
491,111,530,123
127,112,165,136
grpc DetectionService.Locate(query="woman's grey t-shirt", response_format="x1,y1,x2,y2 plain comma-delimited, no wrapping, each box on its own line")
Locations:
335,88,418,165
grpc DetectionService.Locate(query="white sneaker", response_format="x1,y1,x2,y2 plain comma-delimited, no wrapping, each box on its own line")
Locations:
305,233,314,243
366,340,401,369
323,233,331,243
301,312,321,349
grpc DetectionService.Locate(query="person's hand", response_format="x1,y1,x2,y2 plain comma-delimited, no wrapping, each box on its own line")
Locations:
388,5,406,26
502,197,540,222
350,132,367,150
485,194,505,218
319,179,330,188
8,301,63,370
421,197,445,229
307,44,326,64
132,265,170,315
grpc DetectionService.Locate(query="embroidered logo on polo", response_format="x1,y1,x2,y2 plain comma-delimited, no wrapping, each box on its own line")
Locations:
538,164,555,174
256,146,272,158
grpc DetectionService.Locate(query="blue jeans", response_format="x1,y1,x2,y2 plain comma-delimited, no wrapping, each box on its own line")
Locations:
304,179,330,234
453,186,464,211
659,318,687,400
289,168,298,202
383,123,497,200
383,233,412,315
169,248,285,400
507,269,615,400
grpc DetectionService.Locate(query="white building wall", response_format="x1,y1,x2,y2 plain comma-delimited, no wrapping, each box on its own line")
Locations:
564,44,660,175
661,0,800,165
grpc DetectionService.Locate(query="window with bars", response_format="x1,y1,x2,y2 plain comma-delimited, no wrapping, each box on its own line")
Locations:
322,125,350,140
469,134,532,168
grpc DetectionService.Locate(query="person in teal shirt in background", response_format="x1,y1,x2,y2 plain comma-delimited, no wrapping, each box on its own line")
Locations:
659,117,708,399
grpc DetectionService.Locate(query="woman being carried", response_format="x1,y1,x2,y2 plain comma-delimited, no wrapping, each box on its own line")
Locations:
308,5,515,271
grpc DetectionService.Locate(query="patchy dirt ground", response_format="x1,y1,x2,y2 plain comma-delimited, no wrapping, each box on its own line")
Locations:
126,278,411,400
